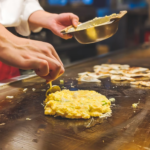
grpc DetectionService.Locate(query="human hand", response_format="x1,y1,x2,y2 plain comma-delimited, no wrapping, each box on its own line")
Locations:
47,13,79,39
0,33,64,82
29,11,79,40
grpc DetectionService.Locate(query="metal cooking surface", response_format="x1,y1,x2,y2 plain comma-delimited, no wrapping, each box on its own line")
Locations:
1,44,150,150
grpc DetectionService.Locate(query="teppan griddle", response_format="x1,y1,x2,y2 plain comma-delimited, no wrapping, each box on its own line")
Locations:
1,44,150,150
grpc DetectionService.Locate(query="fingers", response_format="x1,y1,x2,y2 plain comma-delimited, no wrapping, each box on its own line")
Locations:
62,34,73,40
40,44,64,72
48,59,61,80
19,41,65,81
49,45,63,66
22,58,49,76
45,68,64,83
34,60,49,76
54,30,72,40
50,47,63,66
34,53,64,81
39,59,63,81
49,13,79,39
72,18,79,27
44,45,65,79
69,13,79,27
24,56,64,82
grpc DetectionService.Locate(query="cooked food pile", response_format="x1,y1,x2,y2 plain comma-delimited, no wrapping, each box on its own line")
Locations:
78,64,150,86
44,90,111,119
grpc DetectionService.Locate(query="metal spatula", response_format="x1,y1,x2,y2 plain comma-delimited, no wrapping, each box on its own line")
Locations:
61,11,127,44
46,82,61,95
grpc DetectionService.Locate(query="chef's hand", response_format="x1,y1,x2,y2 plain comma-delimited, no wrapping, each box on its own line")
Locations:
47,13,79,39
0,24,64,82
29,11,79,40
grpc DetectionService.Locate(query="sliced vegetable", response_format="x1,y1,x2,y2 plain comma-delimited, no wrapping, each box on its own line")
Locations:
60,80,64,85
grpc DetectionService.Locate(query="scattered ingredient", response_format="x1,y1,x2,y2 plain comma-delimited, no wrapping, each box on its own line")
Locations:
26,118,32,121
62,86,67,89
32,88,36,92
60,80,64,85
132,103,139,109
86,118,95,128
41,103,45,107
6,96,14,99
109,98,115,102
0,123,5,126
41,89,46,91
99,112,112,119
23,88,28,93
111,104,116,107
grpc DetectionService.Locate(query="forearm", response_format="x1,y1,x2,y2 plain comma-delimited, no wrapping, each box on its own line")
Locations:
0,24,19,59
28,10,56,31
0,24,29,48
0,24,64,81
0,24,18,65
0,24,28,65
0,24,17,46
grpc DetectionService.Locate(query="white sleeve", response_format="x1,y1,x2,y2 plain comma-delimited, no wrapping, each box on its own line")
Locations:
15,0,44,36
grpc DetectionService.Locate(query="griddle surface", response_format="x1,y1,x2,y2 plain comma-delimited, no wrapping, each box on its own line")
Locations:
1,45,150,150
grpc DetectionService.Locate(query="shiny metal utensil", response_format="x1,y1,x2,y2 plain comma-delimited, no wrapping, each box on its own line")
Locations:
61,11,127,44
46,82,61,95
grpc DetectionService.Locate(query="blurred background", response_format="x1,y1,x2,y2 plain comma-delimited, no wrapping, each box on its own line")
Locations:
29,0,149,67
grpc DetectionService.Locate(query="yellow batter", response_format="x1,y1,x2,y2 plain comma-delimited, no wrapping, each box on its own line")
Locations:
44,90,111,119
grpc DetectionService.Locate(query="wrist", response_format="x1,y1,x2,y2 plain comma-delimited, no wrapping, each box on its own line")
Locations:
0,24,30,52
45,13,58,30
0,25,15,51
28,10,57,30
